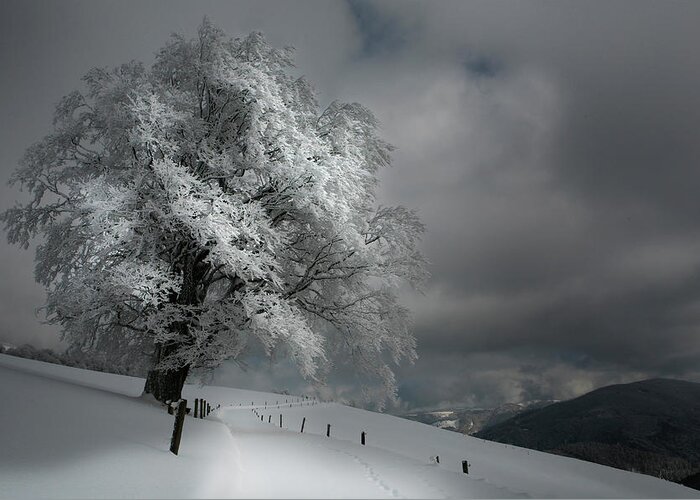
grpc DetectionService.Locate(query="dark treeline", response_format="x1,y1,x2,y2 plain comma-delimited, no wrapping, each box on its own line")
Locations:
550,442,698,484
0,343,150,377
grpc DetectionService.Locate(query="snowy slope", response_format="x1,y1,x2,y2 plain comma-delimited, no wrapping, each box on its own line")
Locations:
0,354,697,499
0,355,239,498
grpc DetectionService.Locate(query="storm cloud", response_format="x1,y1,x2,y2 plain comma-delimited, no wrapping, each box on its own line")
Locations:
2,0,699,409
347,0,700,408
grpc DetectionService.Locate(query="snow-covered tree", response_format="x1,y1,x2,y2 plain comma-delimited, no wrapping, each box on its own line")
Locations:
1,20,427,407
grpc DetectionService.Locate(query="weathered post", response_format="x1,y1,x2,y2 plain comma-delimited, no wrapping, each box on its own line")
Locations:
361,431,366,445
194,398,199,418
301,417,306,433
326,424,331,437
279,414,283,428
462,460,469,474
268,415,271,423
170,399,187,455
207,403,211,416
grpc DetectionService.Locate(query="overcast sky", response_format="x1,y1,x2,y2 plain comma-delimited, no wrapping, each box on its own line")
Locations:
2,0,700,410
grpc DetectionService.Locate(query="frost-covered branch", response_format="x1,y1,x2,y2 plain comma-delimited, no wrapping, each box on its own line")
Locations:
1,20,428,406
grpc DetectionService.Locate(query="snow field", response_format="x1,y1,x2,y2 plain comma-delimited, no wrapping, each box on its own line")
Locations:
0,357,239,498
212,400,698,498
1,354,698,499
213,404,516,498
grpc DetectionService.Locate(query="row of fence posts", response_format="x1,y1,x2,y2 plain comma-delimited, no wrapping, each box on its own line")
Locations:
193,397,213,419
255,410,369,446
168,397,221,455
168,397,217,418
170,396,471,474
261,406,471,475
429,455,470,474
246,397,317,410
170,394,312,456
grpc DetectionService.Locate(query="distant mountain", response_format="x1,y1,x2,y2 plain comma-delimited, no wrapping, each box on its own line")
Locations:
399,399,556,435
476,378,700,486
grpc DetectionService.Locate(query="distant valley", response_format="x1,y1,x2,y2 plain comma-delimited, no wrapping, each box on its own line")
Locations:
397,399,557,435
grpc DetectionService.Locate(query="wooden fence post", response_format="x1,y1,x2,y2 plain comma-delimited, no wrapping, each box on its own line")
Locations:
301,417,306,433
207,403,211,416
361,431,366,445
194,398,199,418
268,415,271,423
170,399,187,455
462,460,469,474
326,424,331,437
279,414,282,428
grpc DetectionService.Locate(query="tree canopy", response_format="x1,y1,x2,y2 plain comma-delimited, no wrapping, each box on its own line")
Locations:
2,20,427,408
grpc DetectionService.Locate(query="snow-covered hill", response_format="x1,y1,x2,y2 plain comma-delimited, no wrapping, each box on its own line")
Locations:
0,354,697,499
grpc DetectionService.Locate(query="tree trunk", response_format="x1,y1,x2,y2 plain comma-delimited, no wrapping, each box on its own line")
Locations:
144,250,203,404
144,342,190,403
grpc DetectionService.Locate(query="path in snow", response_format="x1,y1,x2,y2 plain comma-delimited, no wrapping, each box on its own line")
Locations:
215,404,521,499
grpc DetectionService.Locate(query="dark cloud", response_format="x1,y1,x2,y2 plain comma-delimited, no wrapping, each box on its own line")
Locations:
346,0,408,58
340,0,700,408
2,0,700,409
